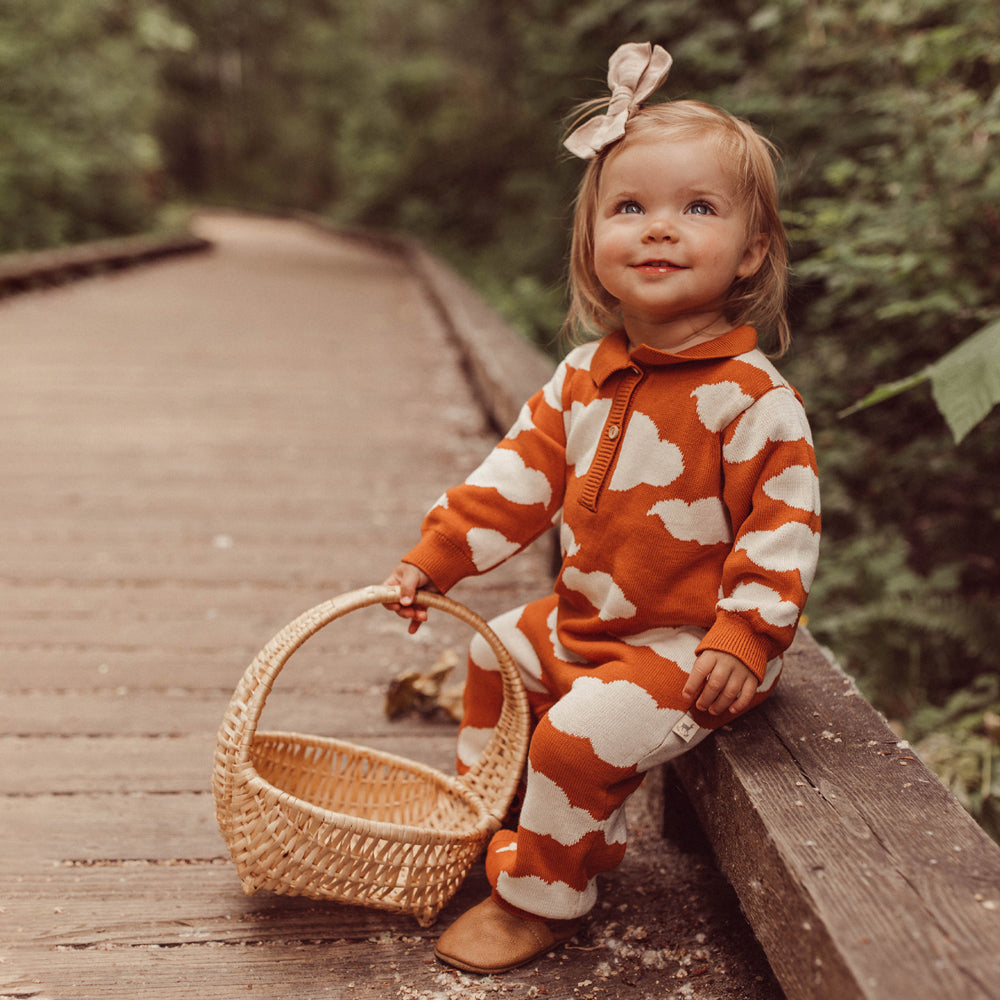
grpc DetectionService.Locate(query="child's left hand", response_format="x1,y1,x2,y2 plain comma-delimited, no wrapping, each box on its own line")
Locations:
683,650,758,716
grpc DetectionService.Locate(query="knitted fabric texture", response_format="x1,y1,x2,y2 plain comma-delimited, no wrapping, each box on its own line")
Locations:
404,325,821,705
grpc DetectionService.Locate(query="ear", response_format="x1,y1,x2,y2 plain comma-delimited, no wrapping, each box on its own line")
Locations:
737,233,769,279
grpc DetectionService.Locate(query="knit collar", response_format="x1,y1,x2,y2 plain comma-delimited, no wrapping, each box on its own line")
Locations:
589,327,758,386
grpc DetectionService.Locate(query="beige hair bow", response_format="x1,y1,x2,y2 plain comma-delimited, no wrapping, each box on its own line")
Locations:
564,42,673,160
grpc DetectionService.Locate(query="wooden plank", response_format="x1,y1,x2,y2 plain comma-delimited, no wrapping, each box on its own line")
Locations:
0,643,471,700
0,647,262,692
2,793,224,863
0,691,463,742
0,733,458,795
0,861,463,1000
1,862,457,947
0,628,469,694
0,834,781,1000
672,630,1000,1000
0,938,449,1000
0,736,217,795
0,579,477,649
0,577,540,690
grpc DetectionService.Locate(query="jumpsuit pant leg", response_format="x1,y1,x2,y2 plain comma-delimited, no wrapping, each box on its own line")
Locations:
456,601,717,922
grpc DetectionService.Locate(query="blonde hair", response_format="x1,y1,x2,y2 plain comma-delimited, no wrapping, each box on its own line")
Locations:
564,100,790,355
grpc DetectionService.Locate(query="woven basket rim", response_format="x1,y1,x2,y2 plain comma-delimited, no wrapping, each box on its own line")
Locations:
216,584,530,822
244,728,496,845
213,584,530,923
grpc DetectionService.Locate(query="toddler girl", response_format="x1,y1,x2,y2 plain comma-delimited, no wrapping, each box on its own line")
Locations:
384,41,820,974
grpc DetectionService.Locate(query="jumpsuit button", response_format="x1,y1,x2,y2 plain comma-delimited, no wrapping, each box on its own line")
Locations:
607,424,620,440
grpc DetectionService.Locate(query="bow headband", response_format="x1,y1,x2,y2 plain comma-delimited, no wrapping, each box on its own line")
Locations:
563,42,673,160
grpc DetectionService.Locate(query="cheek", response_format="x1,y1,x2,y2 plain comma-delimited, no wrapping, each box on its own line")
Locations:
593,229,626,290
699,235,746,279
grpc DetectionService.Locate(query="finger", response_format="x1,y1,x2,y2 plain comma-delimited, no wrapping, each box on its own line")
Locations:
405,607,429,634
700,673,740,714
713,671,756,715
695,672,730,712
683,655,715,701
729,678,758,715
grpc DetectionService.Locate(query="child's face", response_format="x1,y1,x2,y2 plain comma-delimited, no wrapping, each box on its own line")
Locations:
593,132,766,351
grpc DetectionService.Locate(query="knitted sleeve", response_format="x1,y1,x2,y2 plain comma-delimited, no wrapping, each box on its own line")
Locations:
696,386,822,679
402,360,571,593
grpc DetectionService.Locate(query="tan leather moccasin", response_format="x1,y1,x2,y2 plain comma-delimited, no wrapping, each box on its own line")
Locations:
433,896,583,975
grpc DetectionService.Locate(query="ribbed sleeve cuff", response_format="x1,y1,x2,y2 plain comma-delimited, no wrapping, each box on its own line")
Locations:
402,532,478,595
696,613,771,681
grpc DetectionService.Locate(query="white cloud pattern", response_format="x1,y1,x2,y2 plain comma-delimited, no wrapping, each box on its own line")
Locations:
565,398,612,478
470,607,550,692
647,498,732,545
609,412,684,491
733,350,788,388
560,522,581,557
721,581,800,628
457,725,493,769
737,522,820,589
505,402,537,440
724,390,812,464
548,676,689,768
466,527,520,571
427,492,449,513
518,764,625,846
546,605,587,664
563,341,599,374
466,448,551,506
620,626,704,672
561,567,637,621
497,871,597,920
541,361,569,412
758,656,783,694
763,465,820,514
691,381,754,432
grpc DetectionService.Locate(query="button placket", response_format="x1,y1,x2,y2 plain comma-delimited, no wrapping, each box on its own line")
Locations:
579,367,643,511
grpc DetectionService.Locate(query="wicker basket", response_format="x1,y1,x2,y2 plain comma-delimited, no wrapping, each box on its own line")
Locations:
212,584,529,927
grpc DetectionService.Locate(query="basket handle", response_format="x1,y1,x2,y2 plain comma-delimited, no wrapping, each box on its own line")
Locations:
216,584,530,825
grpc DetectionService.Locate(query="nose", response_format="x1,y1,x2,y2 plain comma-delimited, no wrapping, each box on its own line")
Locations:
643,216,673,241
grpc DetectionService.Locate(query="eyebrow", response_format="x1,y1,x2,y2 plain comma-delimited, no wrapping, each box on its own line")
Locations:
601,187,642,201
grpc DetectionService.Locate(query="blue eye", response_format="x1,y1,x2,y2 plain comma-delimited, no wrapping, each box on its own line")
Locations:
617,200,644,215
688,201,714,216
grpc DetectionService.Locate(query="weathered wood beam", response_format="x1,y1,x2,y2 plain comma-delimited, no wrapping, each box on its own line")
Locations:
672,629,1000,1000
0,231,210,294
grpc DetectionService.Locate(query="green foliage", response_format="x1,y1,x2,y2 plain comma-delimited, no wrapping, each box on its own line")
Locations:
0,0,188,251
753,0,1000,722
907,675,1000,843
840,318,1000,443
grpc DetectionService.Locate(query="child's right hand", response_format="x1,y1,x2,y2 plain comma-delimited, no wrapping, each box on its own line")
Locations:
382,562,435,634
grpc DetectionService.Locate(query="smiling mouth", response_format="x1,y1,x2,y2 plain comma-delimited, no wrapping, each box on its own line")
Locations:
633,260,683,270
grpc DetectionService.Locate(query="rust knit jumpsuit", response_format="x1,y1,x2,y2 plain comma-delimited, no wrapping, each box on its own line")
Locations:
403,326,821,921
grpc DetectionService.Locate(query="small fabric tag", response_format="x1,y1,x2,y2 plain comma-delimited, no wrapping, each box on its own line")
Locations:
671,714,701,743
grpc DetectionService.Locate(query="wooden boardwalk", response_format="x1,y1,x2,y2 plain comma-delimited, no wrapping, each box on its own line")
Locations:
0,214,781,1000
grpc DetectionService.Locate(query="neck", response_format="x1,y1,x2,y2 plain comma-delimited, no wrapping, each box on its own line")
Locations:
623,312,733,353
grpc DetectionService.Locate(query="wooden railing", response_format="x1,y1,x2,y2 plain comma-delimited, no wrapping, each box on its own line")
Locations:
672,629,1000,999
0,230,210,296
